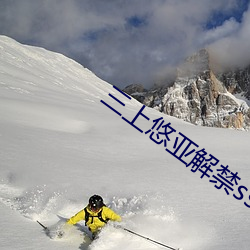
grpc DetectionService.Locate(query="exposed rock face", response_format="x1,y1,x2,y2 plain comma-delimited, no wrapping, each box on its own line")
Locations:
122,84,147,103
123,49,250,130
218,66,250,100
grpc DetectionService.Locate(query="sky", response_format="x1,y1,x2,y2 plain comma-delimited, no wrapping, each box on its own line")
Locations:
0,0,249,88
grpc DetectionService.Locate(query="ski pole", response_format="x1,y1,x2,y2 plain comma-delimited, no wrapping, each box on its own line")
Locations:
122,227,180,250
37,220,48,231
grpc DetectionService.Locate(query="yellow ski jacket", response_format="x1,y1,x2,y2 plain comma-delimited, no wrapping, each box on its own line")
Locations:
67,206,121,233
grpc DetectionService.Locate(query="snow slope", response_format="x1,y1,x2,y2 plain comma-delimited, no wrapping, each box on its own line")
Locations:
0,35,250,250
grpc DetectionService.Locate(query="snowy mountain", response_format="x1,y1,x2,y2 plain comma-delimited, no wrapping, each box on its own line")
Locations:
1,36,250,250
124,49,250,130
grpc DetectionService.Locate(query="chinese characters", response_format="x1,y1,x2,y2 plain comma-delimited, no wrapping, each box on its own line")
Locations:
101,86,250,208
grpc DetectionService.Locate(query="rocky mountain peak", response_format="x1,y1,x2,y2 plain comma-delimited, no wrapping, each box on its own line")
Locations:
177,48,210,78
123,49,250,130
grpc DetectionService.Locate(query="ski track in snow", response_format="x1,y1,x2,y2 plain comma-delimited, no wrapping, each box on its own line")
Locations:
0,180,209,250
0,179,182,249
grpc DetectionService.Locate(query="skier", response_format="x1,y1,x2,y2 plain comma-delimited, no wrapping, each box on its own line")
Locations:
66,194,121,239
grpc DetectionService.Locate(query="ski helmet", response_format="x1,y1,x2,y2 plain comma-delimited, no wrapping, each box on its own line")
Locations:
89,195,104,210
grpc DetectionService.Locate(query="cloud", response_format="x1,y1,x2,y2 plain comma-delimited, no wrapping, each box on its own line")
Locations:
209,4,250,69
200,18,240,45
0,0,249,88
